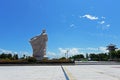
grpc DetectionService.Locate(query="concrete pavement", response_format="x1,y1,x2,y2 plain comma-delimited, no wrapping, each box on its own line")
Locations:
0,65,120,80
63,65,120,80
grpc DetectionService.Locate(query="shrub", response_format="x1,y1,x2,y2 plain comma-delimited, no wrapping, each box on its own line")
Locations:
27,57,37,63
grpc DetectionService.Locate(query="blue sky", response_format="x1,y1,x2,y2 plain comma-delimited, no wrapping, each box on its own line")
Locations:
0,0,120,58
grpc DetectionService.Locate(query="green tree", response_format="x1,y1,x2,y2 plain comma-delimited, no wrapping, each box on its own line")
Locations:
59,57,66,60
27,57,37,63
0,53,12,60
89,53,109,61
0,53,6,59
89,53,99,61
13,54,18,60
7,53,12,59
116,50,120,58
98,53,109,61
69,54,84,61
109,51,116,60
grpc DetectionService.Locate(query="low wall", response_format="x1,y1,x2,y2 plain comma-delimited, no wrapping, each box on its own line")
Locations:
75,61,120,65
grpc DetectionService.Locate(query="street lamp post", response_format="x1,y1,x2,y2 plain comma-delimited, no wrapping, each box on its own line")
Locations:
67,50,69,59
65,50,69,59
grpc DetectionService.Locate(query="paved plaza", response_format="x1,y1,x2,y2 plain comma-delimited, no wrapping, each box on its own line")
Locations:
0,65,120,80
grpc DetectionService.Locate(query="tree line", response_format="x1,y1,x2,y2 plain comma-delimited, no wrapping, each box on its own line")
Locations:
67,50,120,61
1,49,120,62
0,53,37,63
0,53,18,60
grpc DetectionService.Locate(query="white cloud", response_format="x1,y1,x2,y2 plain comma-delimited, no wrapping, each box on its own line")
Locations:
58,48,80,57
58,47,107,57
106,24,110,27
0,48,13,54
79,14,111,30
99,21,105,24
47,51,57,59
101,16,106,19
58,47,108,55
70,24,75,28
82,14,98,20
47,47,109,59
102,24,110,30
97,22,110,30
19,51,32,57
98,47,108,53
69,48,80,56
58,48,67,54
97,21,111,30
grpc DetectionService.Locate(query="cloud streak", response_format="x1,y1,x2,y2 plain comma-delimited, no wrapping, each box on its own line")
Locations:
0,48,13,54
106,24,110,27
99,21,105,24
47,47,108,59
81,14,98,20
70,24,75,28
79,14,110,30
47,51,57,59
59,48,80,57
